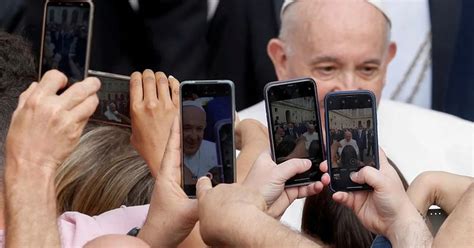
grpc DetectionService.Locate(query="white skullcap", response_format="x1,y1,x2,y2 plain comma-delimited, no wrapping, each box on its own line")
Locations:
281,0,391,26
182,100,206,113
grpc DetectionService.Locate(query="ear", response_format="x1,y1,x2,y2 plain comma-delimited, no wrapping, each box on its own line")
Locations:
267,38,289,80
386,42,397,63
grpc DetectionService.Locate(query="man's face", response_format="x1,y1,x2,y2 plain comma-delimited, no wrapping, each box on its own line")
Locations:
308,125,315,133
269,0,396,126
345,131,352,141
183,106,206,156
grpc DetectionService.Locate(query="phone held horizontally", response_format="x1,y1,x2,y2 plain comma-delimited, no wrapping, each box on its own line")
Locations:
264,78,325,187
325,90,379,192
180,80,236,197
39,0,94,84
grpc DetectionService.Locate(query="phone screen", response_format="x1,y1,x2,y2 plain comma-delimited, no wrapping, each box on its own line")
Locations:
266,79,324,186
326,91,379,191
89,71,131,127
40,1,92,83
181,81,235,196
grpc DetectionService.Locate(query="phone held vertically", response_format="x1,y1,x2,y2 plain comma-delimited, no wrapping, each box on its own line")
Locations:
264,78,325,187
88,70,131,127
39,0,94,84
180,80,236,197
325,90,379,192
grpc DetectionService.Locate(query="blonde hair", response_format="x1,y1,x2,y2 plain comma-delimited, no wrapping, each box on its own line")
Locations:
55,126,154,215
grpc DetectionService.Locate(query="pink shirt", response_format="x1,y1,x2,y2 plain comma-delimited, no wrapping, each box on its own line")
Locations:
0,205,149,248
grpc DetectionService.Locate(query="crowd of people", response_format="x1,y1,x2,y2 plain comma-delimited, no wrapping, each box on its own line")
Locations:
0,0,472,247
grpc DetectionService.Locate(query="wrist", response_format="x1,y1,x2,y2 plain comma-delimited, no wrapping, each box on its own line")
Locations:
386,202,432,248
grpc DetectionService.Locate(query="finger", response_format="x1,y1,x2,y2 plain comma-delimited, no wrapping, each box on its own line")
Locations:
36,69,68,95
70,93,99,122
168,75,180,108
276,159,312,182
159,116,181,181
320,173,331,186
196,177,213,200
18,82,39,109
332,191,355,209
319,160,328,173
130,71,143,103
155,71,170,103
142,69,157,101
349,166,384,189
298,181,324,198
59,77,101,110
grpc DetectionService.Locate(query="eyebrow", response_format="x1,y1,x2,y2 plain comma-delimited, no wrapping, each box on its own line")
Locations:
309,56,382,65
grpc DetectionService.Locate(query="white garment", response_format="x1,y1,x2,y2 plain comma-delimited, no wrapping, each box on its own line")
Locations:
104,109,121,122
338,139,359,156
302,132,319,150
184,140,218,178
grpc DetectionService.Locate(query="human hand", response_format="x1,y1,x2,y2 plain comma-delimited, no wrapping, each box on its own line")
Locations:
407,171,474,215
196,177,267,246
5,70,100,172
331,149,432,246
130,70,179,177
137,116,198,247
235,118,269,150
243,152,330,218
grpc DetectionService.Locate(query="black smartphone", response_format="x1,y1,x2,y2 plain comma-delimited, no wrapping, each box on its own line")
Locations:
180,80,236,197
264,78,325,187
325,90,379,192
88,70,131,127
38,0,94,83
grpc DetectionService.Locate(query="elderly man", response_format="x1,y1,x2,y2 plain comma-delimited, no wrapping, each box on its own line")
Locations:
182,101,219,179
302,124,319,150
338,130,360,157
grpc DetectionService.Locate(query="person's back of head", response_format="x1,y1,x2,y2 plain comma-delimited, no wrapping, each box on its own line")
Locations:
55,126,154,215
0,31,36,169
302,188,375,248
340,145,358,168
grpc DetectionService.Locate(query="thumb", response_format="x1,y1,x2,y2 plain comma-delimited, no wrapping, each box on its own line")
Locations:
349,166,383,189
160,116,181,179
276,159,312,182
196,177,213,200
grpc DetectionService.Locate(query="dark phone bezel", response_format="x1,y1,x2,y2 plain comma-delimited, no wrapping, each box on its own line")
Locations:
87,70,131,128
180,80,236,198
263,77,325,187
324,90,379,192
38,0,94,82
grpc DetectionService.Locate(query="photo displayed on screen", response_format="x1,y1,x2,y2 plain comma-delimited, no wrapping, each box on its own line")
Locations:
182,91,233,192
271,96,323,165
91,76,131,126
328,108,377,185
41,3,90,82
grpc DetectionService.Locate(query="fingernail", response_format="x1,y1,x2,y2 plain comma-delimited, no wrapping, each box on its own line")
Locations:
168,75,175,80
350,172,357,180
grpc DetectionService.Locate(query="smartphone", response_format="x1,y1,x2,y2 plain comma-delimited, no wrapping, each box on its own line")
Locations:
264,78,325,187
88,70,131,127
38,0,94,84
325,90,379,191
180,80,236,197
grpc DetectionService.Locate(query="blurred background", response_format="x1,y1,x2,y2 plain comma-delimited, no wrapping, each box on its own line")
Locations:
1,0,472,120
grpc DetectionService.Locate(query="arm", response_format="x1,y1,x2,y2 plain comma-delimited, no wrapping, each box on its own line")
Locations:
407,171,474,215
4,70,100,247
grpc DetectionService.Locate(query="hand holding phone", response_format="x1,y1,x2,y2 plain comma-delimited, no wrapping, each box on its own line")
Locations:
325,90,379,191
264,78,325,187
